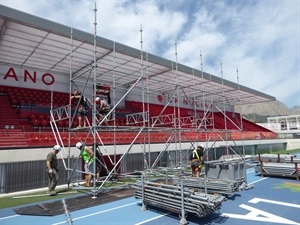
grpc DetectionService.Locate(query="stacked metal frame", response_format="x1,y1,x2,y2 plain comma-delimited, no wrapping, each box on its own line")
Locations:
133,180,226,218
172,177,248,195
251,153,299,163
254,154,300,180
256,162,299,180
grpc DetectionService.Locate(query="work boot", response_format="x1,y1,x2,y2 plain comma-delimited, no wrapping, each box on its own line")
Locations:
48,190,57,196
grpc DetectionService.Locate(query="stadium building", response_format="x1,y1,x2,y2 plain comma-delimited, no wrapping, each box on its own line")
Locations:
0,5,299,225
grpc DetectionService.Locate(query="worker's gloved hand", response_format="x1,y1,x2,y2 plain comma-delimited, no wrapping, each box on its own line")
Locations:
48,169,53,174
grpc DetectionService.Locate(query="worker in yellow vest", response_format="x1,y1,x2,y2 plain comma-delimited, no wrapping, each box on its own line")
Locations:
190,145,204,177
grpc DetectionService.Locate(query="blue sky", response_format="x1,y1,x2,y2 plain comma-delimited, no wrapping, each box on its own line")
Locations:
1,0,299,108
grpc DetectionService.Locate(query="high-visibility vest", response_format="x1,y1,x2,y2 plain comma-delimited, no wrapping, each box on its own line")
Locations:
81,146,94,163
192,149,201,161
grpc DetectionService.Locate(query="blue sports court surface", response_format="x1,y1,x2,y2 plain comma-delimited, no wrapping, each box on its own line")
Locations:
0,167,299,225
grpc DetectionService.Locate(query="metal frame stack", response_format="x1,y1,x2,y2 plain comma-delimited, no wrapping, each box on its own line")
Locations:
173,177,248,195
133,180,226,218
254,154,300,180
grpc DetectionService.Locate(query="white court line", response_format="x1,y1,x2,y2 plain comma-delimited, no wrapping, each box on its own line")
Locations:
246,169,255,174
248,177,268,185
249,198,300,208
52,201,139,225
0,214,20,220
134,213,171,225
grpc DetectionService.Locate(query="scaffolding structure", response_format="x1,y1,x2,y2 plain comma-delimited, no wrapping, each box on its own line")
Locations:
46,3,251,199
0,3,280,222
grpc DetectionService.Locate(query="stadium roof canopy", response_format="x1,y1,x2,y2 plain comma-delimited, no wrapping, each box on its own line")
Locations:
0,5,276,106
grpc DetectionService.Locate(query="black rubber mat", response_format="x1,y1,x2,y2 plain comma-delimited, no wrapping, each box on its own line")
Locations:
14,188,134,216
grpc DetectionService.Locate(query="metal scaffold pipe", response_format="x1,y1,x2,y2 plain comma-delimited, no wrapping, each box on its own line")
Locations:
133,180,226,220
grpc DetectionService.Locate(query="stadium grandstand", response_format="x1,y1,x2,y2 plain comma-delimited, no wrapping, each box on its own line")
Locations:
0,4,299,195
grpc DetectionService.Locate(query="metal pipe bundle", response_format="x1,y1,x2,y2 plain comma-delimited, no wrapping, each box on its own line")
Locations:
251,154,299,163
133,180,226,218
261,162,299,176
255,162,299,180
172,177,246,195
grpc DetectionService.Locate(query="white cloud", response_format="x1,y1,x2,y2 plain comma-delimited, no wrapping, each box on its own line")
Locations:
1,0,299,107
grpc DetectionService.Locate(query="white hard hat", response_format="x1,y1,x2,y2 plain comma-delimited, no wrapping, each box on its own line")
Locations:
95,97,100,101
197,144,204,149
53,145,61,151
76,142,83,149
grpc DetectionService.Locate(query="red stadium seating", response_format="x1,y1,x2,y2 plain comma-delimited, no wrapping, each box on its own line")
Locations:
0,85,277,149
